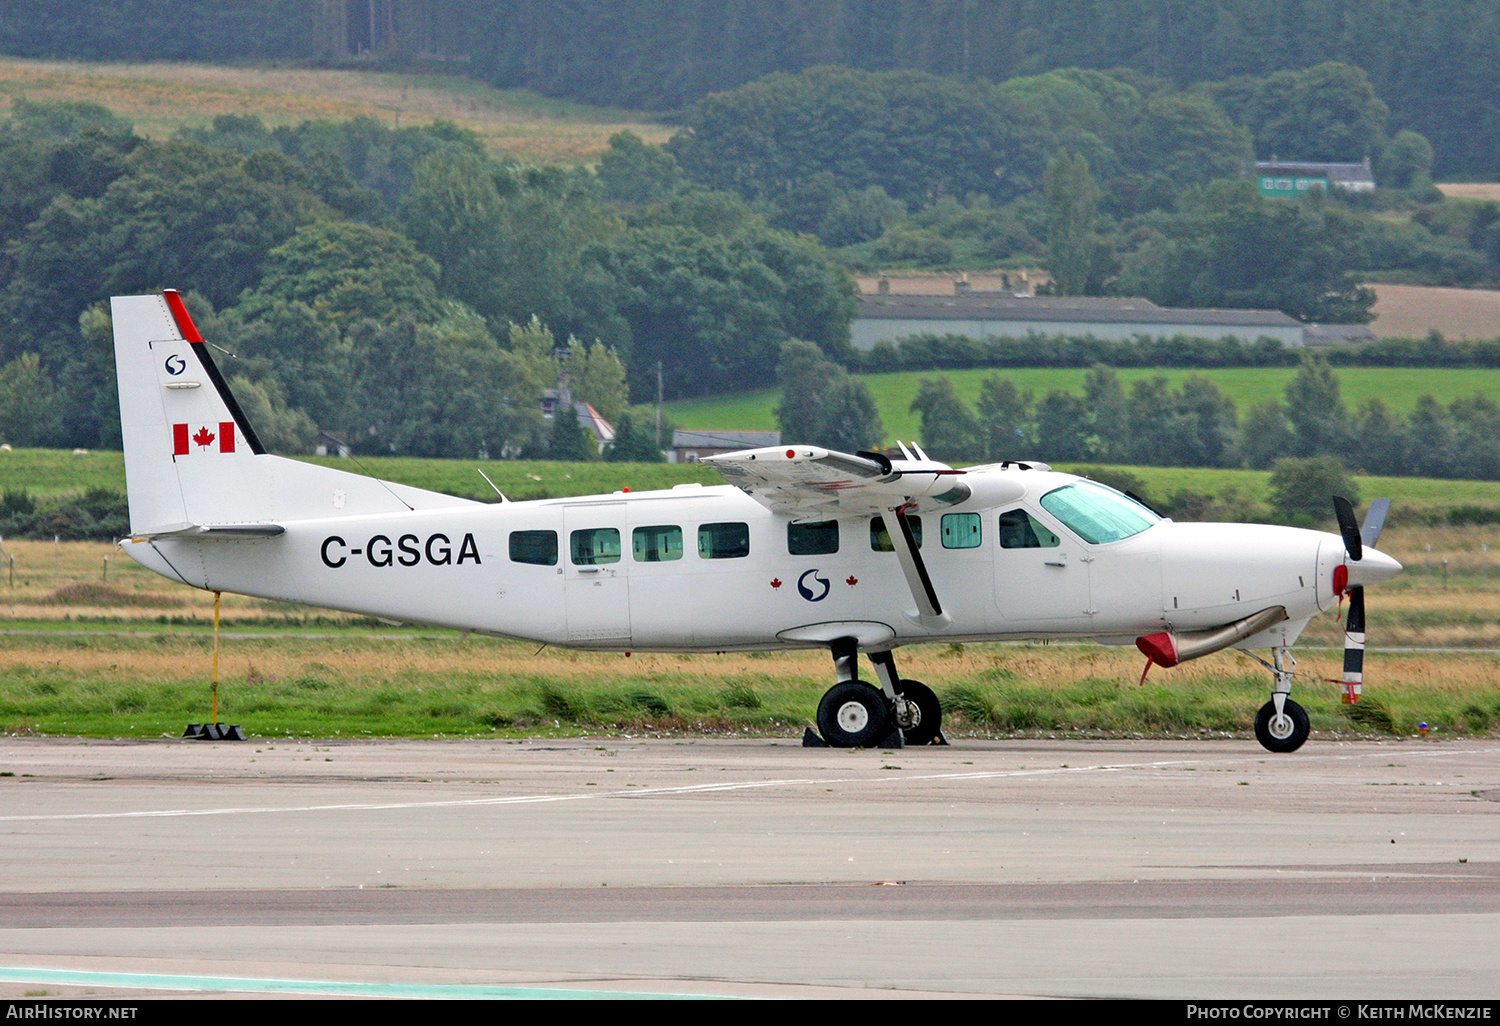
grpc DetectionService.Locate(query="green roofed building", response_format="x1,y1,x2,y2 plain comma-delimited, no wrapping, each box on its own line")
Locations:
1255,159,1375,198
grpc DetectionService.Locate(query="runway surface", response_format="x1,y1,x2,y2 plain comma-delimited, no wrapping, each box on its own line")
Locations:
1,734,1498,999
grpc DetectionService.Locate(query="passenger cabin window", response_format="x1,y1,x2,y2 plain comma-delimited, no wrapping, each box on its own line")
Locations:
509,529,559,566
698,522,750,559
941,512,982,549
870,515,923,551
1038,481,1159,544
997,509,1060,549
788,520,839,555
633,525,683,562
570,527,621,565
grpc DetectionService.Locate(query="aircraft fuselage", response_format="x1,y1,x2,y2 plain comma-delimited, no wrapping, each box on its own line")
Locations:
121,473,1377,656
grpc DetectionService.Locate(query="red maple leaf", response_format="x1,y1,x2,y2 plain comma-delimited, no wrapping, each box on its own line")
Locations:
770,578,782,589
192,426,216,449
846,576,858,587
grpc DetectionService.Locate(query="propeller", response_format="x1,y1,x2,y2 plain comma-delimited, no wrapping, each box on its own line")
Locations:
1332,496,1391,704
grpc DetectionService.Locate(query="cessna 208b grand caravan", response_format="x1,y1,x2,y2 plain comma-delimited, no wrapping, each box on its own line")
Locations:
112,290,1402,752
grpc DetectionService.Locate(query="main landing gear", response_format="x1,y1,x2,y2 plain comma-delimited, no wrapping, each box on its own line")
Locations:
1250,646,1311,753
808,639,946,748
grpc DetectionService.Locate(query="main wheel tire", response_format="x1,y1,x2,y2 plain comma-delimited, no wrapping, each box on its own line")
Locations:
894,679,942,746
817,681,891,748
1254,698,1310,753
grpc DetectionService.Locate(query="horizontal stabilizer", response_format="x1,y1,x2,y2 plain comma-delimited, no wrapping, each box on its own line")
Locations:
134,523,286,541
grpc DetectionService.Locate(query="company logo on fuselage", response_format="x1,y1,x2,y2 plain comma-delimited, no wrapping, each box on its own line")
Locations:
797,568,831,602
321,533,481,569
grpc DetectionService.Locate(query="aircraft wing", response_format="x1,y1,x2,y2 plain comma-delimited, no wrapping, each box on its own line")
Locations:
706,445,1002,631
703,445,970,520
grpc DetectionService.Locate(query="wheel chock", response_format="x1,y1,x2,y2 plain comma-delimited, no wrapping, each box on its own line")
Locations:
183,723,246,741
802,727,829,747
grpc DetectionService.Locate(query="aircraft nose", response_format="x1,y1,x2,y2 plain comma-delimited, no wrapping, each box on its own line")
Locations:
1348,548,1402,588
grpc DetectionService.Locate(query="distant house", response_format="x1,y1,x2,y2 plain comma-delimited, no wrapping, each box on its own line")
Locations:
670,430,781,463
853,292,1308,348
1255,158,1376,197
315,431,352,458
541,387,616,455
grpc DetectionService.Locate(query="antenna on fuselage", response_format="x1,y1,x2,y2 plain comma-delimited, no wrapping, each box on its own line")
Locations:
476,468,508,502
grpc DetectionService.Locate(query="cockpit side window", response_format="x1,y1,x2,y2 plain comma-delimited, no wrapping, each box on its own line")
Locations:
1038,481,1160,544
997,509,1060,549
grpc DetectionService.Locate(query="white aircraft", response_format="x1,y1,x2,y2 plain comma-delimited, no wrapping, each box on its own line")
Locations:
111,290,1402,752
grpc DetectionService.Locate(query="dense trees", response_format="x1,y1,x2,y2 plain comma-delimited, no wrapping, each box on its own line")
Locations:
0,100,857,457
3,3,1497,176
1117,183,1376,323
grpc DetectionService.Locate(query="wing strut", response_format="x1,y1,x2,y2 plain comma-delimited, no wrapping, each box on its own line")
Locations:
885,503,952,631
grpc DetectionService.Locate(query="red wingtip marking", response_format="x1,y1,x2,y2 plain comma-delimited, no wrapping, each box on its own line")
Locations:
161,289,204,344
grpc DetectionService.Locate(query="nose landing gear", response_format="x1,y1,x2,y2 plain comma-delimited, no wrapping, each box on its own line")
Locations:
1249,647,1310,753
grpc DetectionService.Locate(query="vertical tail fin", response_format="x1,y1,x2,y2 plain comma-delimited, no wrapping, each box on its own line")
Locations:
112,291,269,534
112,291,481,537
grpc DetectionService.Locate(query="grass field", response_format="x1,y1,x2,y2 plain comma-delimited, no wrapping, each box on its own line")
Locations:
0,450,1496,745
0,450,719,502
7,448,1500,523
0,56,669,164
669,365,1500,440
0,514,1496,743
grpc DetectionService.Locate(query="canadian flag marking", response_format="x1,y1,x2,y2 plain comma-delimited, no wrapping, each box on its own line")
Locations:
173,422,236,456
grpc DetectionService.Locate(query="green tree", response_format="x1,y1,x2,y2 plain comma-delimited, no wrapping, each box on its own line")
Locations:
910,377,983,463
775,339,881,451
1284,354,1352,458
0,353,65,447
605,411,665,462
1267,457,1359,525
976,375,1034,459
249,221,444,329
814,375,884,453
596,130,682,205
1376,130,1435,190
1045,151,1100,296
567,339,629,425
226,373,317,454
546,403,598,461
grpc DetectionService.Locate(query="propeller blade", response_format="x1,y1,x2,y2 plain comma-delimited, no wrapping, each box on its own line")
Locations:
1341,584,1366,703
1333,495,1362,561
1361,498,1391,550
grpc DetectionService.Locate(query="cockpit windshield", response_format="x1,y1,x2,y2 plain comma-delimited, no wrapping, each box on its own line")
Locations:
1038,480,1160,545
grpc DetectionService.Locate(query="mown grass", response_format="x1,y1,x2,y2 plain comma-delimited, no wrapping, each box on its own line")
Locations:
668,366,1500,441
0,631,1494,743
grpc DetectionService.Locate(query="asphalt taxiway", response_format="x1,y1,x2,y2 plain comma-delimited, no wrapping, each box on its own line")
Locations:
1,735,1498,999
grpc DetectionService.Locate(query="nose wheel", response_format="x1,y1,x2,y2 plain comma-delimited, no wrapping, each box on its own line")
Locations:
1248,647,1309,753
1254,697,1309,753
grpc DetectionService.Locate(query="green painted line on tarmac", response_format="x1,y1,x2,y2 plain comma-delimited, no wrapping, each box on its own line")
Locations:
0,966,719,999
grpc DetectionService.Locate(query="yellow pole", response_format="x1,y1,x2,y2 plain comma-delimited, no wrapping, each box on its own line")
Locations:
212,591,221,725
